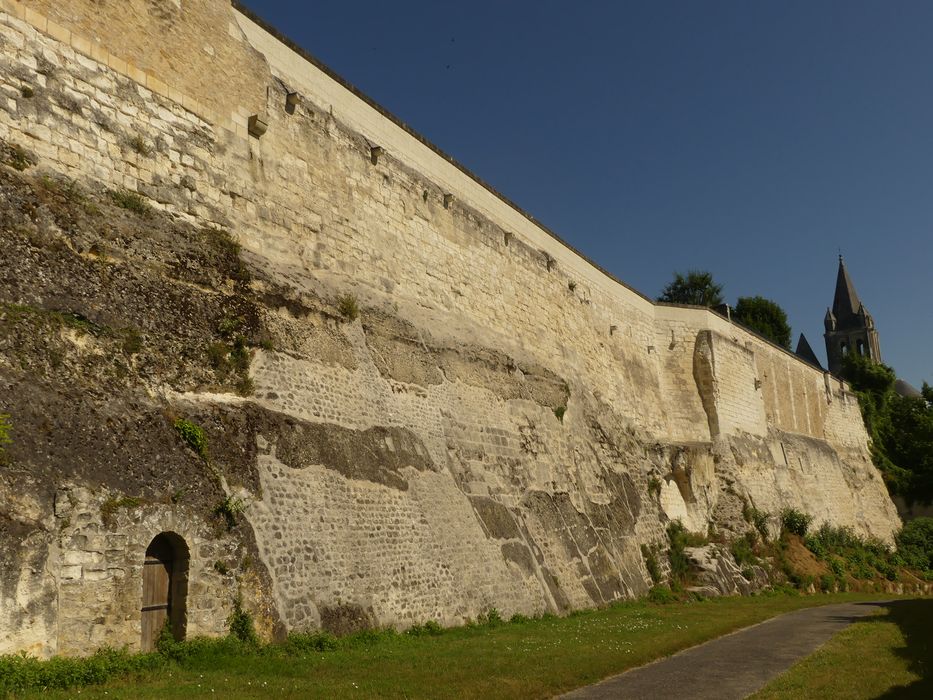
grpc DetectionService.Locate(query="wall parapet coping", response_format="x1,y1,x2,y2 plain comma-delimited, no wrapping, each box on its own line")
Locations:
230,4,659,317
3,0,844,392
654,303,853,394
229,3,844,387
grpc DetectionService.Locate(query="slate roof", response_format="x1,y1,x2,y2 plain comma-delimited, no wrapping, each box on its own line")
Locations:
795,333,824,370
895,379,922,398
831,257,866,328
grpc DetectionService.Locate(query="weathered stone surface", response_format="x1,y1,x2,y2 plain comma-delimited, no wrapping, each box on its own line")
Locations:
0,0,902,657
685,544,770,597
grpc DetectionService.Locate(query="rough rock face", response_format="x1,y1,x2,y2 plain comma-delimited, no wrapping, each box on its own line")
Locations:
684,545,770,598
0,0,901,657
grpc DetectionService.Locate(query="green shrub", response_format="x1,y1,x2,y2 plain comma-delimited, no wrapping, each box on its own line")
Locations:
157,634,247,665
203,227,250,282
406,620,444,636
20,85,34,98
802,521,904,581
227,598,259,647
121,328,143,355
217,316,243,337
236,376,255,397
780,508,812,537
0,413,12,453
509,613,532,624
805,522,860,557
647,476,662,497
100,496,142,526
156,620,177,655
107,189,151,216
0,647,164,695
895,517,933,573
730,532,758,567
0,141,35,171
742,505,771,541
173,418,207,459
54,311,97,334
207,341,230,370
282,631,338,654
37,176,100,214
818,573,836,592
214,495,246,528
667,521,706,584
477,608,503,627
230,336,250,373
647,585,678,604
337,294,359,321
641,544,662,584
342,628,398,647
878,559,899,581
129,135,150,156
553,405,566,423
206,333,253,395
764,582,800,597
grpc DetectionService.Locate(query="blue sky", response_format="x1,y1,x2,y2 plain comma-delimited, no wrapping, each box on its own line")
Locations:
240,1,932,388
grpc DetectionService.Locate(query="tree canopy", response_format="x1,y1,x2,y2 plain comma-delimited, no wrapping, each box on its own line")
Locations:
842,354,933,503
732,296,792,349
657,271,724,307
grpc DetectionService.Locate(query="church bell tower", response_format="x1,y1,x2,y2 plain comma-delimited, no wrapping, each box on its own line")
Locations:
823,256,881,376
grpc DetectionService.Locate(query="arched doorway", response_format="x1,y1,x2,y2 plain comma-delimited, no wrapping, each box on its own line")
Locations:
141,532,189,651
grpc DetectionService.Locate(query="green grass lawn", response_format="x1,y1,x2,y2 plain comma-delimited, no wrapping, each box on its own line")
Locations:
752,598,933,699
10,593,903,699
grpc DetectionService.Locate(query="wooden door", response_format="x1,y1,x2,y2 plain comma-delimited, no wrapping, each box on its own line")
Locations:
141,536,174,652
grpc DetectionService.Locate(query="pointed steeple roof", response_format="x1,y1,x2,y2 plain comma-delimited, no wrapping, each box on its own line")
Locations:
832,256,862,322
795,333,823,370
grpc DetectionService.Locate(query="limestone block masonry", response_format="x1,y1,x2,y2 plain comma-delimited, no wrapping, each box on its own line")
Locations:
0,0,901,656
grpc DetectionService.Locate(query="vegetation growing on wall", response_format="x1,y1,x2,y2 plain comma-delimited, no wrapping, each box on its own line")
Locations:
640,544,661,584
214,495,246,529
226,598,260,647
842,354,933,502
0,140,35,171
174,418,208,460
665,521,708,586
0,413,11,454
337,294,360,321
100,496,143,527
208,316,254,396
106,188,152,216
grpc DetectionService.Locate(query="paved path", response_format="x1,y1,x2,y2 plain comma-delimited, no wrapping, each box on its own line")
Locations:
561,600,888,700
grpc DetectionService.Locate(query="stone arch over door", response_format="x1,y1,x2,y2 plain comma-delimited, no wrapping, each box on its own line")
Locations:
141,532,189,651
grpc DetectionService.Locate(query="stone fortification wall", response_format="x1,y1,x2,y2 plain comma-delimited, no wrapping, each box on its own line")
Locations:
0,0,900,657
